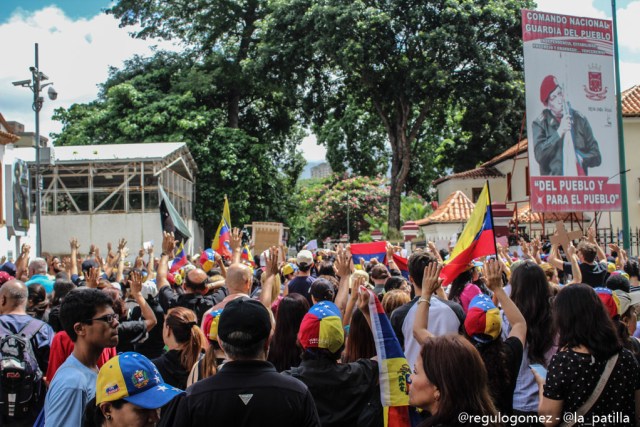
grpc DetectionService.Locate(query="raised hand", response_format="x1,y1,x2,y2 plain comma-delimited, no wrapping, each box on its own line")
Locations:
334,247,352,278
265,246,280,277
421,262,443,298
230,227,242,253
483,260,503,292
86,267,100,289
162,232,176,257
129,270,143,297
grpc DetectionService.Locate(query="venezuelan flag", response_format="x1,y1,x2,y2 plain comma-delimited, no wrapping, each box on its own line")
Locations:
391,253,410,280
170,243,188,273
350,241,387,264
440,182,496,286
241,245,255,267
212,197,232,258
364,286,412,427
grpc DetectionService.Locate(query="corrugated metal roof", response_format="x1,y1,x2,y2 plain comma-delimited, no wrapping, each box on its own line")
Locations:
14,142,188,163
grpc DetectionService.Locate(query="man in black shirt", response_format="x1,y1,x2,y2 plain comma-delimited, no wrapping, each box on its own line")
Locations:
159,298,319,427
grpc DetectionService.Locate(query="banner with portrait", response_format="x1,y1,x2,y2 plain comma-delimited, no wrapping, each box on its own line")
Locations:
522,10,621,212
5,159,31,236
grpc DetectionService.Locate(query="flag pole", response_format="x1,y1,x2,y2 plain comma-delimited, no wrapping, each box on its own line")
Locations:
486,180,498,257
611,0,630,253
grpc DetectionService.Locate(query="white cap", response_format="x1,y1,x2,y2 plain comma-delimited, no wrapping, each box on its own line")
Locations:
297,250,313,266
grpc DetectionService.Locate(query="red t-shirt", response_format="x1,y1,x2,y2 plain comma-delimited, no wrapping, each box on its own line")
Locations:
45,331,116,383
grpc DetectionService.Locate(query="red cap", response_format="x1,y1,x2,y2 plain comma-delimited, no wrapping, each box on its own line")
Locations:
540,75,559,105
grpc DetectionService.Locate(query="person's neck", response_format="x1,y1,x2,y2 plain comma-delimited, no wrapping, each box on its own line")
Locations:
72,340,103,371
631,277,639,287
550,109,563,120
0,306,26,316
298,271,310,277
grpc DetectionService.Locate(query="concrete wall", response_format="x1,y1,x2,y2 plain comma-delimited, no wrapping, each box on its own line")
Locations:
609,117,640,231
437,177,506,205
41,212,203,258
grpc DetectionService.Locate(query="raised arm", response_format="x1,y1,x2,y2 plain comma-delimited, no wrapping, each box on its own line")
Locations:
428,241,443,263
230,228,243,264
69,238,79,277
334,247,352,317
156,232,175,291
565,242,582,285
485,260,527,346
15,243,30,281
588,227,606,262
343,276,364,327
261,246,280,309
547,243,565,271
147,244,156,279
129,270,157,331
413,262,443,345
215,251,227,278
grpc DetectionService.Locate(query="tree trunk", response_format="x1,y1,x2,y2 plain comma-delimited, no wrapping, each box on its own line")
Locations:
228,90,240,128
387,127,411,231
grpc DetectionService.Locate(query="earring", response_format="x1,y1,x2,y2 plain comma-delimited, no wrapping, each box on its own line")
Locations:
106,415,112,420
435,391,441,402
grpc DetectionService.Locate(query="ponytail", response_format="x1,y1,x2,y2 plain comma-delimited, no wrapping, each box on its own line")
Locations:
166,307,207,372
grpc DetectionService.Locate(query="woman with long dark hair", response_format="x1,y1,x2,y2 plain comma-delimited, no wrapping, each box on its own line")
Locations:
342,307,376,363
535,284,640,425
507,261,556,417
415,260,526,414
409,334,500,427
153,307,206,390
267,293,309,372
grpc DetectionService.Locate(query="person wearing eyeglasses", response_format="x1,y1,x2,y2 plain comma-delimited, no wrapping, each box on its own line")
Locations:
43,288,120,427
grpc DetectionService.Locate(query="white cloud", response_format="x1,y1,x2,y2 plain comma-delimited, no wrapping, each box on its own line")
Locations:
0,6,178,139
299,134,327,162
617,1,640,53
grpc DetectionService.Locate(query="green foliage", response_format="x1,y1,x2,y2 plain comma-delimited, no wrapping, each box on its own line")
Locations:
293,174,388,242
262,0,534,228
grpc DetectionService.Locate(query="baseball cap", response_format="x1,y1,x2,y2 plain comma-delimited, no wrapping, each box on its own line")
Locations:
0,262,16,277
96,352,183,409
81,259,99,273
298,301,344,353
540,75,559,105
370,264,390,280
282,263,295,276
202,309,223,342
200,249,217,273
297,250,313,266
0,271,13,284
218,298,272,346
141,281,158,299
595,287,621,319
464,294,502,343
614,289,640,316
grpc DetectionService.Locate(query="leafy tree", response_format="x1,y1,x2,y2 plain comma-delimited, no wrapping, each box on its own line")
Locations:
263,0,533,230
294,174,388,242
52,51,304,236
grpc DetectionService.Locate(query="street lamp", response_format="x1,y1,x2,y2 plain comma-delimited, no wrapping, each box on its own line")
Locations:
12,43,57,257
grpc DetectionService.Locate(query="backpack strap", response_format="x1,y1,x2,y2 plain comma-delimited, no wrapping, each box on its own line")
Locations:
18,319,44,341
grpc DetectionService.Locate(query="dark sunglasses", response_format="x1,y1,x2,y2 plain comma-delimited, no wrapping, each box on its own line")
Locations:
83,313,119,324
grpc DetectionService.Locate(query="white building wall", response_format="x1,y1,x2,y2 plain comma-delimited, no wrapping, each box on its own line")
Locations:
41,213,203,258
610,117,640,231
437,177,506,205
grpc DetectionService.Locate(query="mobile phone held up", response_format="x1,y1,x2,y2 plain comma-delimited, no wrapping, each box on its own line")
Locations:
529,364,547,380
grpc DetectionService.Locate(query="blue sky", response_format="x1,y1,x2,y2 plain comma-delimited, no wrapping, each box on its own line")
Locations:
2,0,639,163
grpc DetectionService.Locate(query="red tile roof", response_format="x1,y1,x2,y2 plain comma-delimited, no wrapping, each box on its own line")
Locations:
416,191,474,226
622,85,640,117
432,166,504,185
0,113,19,145
513,203,590,224
481,139,528,168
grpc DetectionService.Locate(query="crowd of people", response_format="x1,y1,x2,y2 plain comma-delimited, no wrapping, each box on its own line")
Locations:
0,226,638,426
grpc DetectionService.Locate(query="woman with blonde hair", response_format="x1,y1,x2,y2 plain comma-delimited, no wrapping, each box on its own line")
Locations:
381,289,410,317
152,307,206,390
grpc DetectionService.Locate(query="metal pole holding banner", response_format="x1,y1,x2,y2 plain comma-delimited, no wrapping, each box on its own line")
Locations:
612,0,630,253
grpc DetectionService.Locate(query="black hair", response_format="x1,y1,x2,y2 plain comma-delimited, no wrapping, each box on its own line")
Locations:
310,278,336,302
624,259,639,279
317,261,335,277
60,288,113,342
606,274,630,293
298,263,312,273
51,279,75,307
384,276,408,293
82,397,126,427
407,252,437,288
554,284,622,360
448,270,473,303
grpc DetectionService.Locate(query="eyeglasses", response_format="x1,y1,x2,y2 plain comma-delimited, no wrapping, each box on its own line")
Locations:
84,313,119,324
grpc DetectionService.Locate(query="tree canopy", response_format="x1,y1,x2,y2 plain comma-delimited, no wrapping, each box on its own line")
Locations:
262,0,533,229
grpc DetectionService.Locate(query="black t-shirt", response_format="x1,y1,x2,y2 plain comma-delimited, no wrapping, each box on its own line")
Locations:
153,349,191,390
288,276,315,305
284,358,381,427
544,348,640,426
491,336,524,414
116,320,148,353
158,360,320,427
132,297,166,359
563,261,607,287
